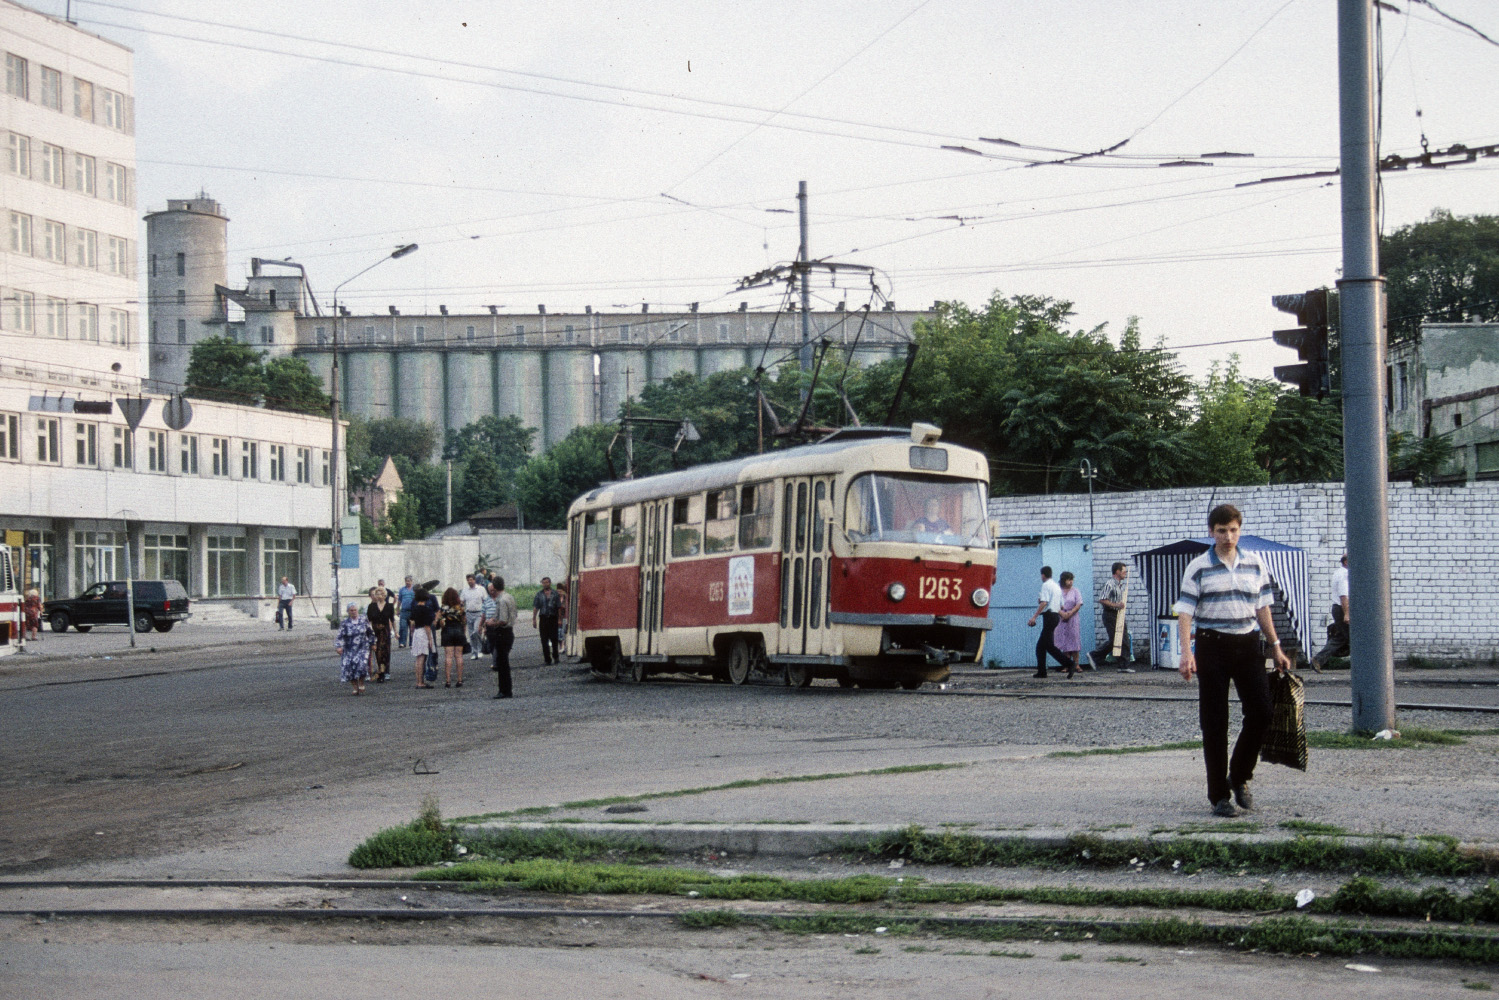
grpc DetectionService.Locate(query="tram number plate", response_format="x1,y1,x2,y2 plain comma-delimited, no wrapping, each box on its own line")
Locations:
917,576,963,601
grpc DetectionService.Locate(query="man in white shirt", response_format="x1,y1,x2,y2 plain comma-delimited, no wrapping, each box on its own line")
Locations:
1026,565,1072,679
1312,553,1351,669
275,576,297,630
459,574,487,652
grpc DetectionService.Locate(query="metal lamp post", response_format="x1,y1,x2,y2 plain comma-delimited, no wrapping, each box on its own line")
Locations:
114,508,139,649
1078,458,1098,531
328,244,418,628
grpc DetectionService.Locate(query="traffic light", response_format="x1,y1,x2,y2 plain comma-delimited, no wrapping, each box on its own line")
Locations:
1271,287,1330,398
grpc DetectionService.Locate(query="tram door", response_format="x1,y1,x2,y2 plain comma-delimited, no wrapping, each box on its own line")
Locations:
778,476,836,656
636,500,668,656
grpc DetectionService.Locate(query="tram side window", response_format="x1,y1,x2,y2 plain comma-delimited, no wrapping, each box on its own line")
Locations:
610,506,638,564
670,494,704,557
703,488,737,554
738,482,774,549
582,513,609,569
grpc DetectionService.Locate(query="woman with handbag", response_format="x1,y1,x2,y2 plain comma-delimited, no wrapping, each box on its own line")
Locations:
366,586,395,683
410,587,437,688
437,586,469,688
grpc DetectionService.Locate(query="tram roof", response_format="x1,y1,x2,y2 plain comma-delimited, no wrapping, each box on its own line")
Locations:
569,426,988,515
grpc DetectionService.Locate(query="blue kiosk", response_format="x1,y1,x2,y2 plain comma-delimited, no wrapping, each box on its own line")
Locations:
984,533,1102,669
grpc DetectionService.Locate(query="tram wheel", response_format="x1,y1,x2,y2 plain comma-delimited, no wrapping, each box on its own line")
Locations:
630,656,647,683
836,677,857,688
589,641,622,679
785,662,813,688
900,677,924,690
726,638,752,686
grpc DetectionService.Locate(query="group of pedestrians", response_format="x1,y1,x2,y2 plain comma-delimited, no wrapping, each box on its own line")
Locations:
336,570,560,699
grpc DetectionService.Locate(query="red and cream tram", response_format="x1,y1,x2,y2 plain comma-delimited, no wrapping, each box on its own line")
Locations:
564,423,996,689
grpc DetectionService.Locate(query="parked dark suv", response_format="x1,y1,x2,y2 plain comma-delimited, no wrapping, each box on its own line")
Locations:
44,580,192,634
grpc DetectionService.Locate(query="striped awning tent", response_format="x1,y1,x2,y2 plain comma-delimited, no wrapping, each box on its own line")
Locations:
1133,535,1310,660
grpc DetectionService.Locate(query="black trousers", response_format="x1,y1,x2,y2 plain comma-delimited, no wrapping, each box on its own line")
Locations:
1035,611,1069,673
538,614,559,664
1092,607,1131,662
275,599,293,628
1196,630,1273,805
488,625,514,697
1313,604,1349,665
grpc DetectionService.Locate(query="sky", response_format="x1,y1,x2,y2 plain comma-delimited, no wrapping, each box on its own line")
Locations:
33,0,1499,382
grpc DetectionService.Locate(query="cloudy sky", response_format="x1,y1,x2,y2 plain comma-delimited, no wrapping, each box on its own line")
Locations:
37,0,1499,379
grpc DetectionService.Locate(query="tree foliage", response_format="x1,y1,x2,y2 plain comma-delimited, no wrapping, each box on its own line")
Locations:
1181,359,1279,487
1384,210,1499,344
513,424,616,529
366,417,441,467
444,414,535,475
183,337,329,414
455,449,506,519
1257,392,1344,484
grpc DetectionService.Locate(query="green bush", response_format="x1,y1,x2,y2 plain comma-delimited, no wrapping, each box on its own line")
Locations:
348,797,455,869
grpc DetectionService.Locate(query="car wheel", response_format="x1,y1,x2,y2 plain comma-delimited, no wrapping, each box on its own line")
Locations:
50,613,70,633
134,612,154,633
154,621,175,633
74,625,92,633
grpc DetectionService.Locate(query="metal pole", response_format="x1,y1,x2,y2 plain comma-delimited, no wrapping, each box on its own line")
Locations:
797,181,812,399
1080,458,1096,532
123,511,136,648
445,458,453,524
1337,0,1395,732
330,303,341,629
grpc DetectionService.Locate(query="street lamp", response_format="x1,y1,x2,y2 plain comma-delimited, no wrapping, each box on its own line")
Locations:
329,244,418,628
1078,458,1098,532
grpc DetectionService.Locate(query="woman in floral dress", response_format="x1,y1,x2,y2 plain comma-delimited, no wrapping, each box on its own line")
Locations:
1055,571,1083,679
335,602,373,695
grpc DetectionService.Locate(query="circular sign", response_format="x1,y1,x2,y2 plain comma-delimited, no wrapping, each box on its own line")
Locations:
162,394,194,430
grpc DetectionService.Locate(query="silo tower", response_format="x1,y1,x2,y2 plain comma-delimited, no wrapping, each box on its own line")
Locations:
144,193,228,391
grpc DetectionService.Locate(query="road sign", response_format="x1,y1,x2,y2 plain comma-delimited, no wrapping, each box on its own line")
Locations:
116,397,151,431
162,395,193,430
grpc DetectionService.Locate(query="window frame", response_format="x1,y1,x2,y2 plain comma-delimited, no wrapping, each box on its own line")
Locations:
111,425,133,469
41,219,65,263
5,53,28,100
180,433,199,475
9,210,32,255
210,437,230,477
241,440,259,480
39,142,62,185
670,494,705,559
147,430,168,473
72,152,95,195
7,132,30,178
737,481,775,551
0,411,18,461
73,78,93,120
7,290,34,333
37,65,60,111
268,443,286,482
74,420,97,467
609,505,639,565
36,415,60,464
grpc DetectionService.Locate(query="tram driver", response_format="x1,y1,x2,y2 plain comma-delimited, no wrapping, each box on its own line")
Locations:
909,497,953,536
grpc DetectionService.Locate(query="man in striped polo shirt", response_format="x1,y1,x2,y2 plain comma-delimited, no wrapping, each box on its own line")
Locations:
1176,504,1292,818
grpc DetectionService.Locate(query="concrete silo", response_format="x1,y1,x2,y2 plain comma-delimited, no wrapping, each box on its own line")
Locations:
144,195,228,391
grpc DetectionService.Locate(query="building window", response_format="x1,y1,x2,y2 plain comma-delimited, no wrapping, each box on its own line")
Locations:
75,303,98,342
73,531,127,590
72,153,95,195
144,534,190,590
0,411,17,460
73,227,97,268
210,437,230,477
106,235,130,276
149,253,157,277
39,143,62,185
206,535,248,597
112,425,133,468
100,88,126,130
262,536,300,595
41,220,64,263
267,289,276,308
73,78,92,120
5,54,28,99
9,211,32,254
44,298,65,338
564,324,574,343
147,430,167,472
466,324,476,341
7,290,34,333
619,323,630,343
321,450,330,486
259,325,273,344
414,325,424,344
180,434,198,474
514,324,525,339
241,441,258,479
718,322,730,343
7,133,29,177
362,324,374,343
36,416,60,464
268,443,286,481
295,446,311,484
74,421,96,466
36,65,61,110
177,318,187,344
315,325,326,345
175,251,185,276
108,309,129,346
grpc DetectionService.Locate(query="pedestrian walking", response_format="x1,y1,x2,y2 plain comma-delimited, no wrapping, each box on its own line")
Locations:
335,603,373,695
1026,566,1070,678
1312,554,1350,669
459,573,487,653
396,576,415,648
1089,562,1133,671
410,586,436,688
437,586,469,688
366,586,395,683
275,576,297,629
1055,571,1083,678
1176,503,1293,818
532,576,561,665
21,588,42,641
484,578,518,699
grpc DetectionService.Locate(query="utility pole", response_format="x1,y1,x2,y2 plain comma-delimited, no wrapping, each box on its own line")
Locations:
445,458,453,524
797,181,812,399
1338,0,1396,732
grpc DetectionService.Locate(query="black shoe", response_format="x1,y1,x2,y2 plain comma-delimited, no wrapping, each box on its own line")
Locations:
1033,670,1047,678
1211,799,1240,818
1232,782,1254,811
493,692,512,699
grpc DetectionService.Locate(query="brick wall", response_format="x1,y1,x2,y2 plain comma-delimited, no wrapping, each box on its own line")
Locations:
989,481,1499,660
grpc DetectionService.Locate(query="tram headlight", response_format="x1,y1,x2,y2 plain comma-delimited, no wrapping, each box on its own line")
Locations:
887,582,906,602
970,588,990,608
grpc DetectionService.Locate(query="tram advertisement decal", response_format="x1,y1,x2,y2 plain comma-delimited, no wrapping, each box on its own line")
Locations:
728,556,755,616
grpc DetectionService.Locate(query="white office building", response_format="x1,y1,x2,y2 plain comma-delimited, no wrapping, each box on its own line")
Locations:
0,0,139,382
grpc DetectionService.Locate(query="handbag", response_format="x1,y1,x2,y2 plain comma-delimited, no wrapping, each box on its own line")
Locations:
1260,670,1308,771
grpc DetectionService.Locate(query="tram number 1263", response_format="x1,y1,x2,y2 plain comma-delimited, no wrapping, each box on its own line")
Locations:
917,576,963,601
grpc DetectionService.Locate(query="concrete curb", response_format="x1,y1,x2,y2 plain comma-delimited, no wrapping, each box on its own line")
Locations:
459,821,1497,862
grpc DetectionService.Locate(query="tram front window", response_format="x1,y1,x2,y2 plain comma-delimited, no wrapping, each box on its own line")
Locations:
845,474,990,548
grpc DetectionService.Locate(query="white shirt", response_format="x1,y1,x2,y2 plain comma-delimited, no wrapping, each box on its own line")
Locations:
1332,566,1349,602
459,585,486,614
277,582,296,601
1037,579,1062,614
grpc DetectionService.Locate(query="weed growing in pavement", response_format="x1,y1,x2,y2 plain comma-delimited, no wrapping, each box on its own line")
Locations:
988,950,1034,958
449,762,969,824
1057,953,1083,961
455,828,662,864
1105,955,1144,963
852,946,882,955
678,909,744,929
348,797,456,869
1049,741,1203,759
1163,821,1261,835
1463,982,1493,991
1280,820,1350,836
1308,728,1465,750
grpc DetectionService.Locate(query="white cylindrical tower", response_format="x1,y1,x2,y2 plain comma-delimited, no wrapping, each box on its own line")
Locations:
144,194,228,391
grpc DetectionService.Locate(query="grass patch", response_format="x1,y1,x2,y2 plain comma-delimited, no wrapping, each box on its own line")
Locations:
446,827,661,865
1280,820,1350,836
1057,952,1083,961
1463,982,1492,991
903,945,938,953
1167,820,1261,835
852,946,881,954
348,796,456,869
1050,740,1202,759
450,762,968,824
989,949,1034,958
861,825,1491,877
1106,955,1144,963
1308,727,1466,750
